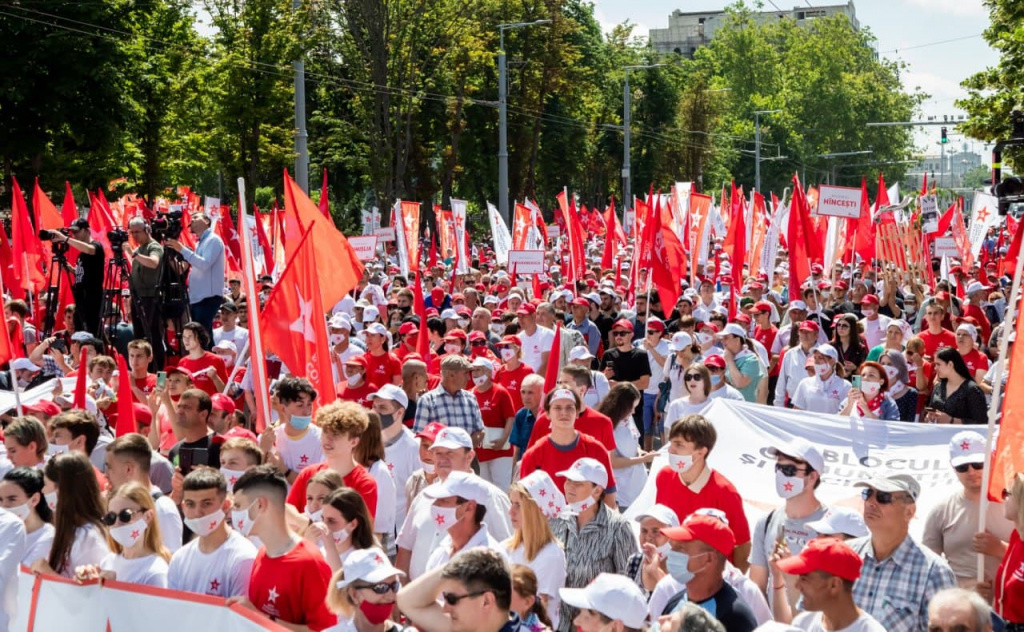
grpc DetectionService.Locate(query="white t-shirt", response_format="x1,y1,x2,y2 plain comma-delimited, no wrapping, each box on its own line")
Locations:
792,611,887,632
859,315,891,350
507,540,566,630
23,523,54,566
213,326,250,353
792,374,851,415
708,384,745,402
584,371,610,409
100,552,169,588
168,530,257,598
368,460,397,537
154,491,183,553
384,428,423,530
65,524,111,578
612,419,647,506
0,509,26,632
643,339,671,396
518,326,554,372
664,397,713,427
269,424,325,473
425,524,508,573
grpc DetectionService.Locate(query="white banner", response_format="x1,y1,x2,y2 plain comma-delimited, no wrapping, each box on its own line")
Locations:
626,399,966,540
373,226,395,242
968,192,1000,257
932,236,959,258
361,207,381,235
0,378,76,415
487,202,513,265
761,197,786,275
450,199,470,274
920,194,940,235
546,225,561,240
709,204,726,239
242,216,265,275
204,197,221,217
673,182,692,245
348,236,379,262
506,250,546,274
816,185,862,219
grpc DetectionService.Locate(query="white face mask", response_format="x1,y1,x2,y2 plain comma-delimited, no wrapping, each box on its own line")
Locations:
457,318,470,329
232,503,257,537
429,505,459,531
184,508,225,538
490,324,504,335
568,498,594,514
44,491,58,512
220,468,247,487
814,363,831,378
47,442,69,457
697,333,713,346
306,509,323,523
500,348,516,361
861,381,881,398
110,518,148,549
7,502,30,521
668,453,694,474
884,365,900,382
656,542,671,559
422,462,435,475
775,470,805,499
862,309,876,318
332,528,351,547
330,333,346,346
346,374,362,387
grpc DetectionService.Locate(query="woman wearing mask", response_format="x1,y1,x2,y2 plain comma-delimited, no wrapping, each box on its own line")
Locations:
30,453,110,578
504,471,567,630
0,467,54,565
831,314,867,376
838,362,900,420
76,482,170,587
302,469,344,550
661,332,700,403
879,350,918,422
597,383,655,509
695,322,720,358
327,547,411,632
493,335,534,411
308,487,377,573
355,412,397,545
511,565,555,632
791,344,851,415
924,346,987,424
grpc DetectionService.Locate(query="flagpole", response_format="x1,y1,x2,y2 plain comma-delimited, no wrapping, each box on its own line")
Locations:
237,179,272,433
977,235,1024,581
9,368,23,417
223,339,250,395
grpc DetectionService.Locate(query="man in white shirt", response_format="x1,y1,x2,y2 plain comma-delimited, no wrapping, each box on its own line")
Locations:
169,467,256,597
858,295,891,349
569,346,608,408
370,384,422,531
516,303,554,373
212,301,249,352
774,321,821,408
421,471,509,573
105,433,183,552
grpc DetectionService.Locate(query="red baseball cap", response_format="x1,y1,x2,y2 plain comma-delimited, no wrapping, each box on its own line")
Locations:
811,263,824,274
467,330,486,343
571,297,590,308
776,538,863,582
798,320,820,333
661,514,736,557
399,321,420,336
425,308,440,319
646,318,666,333
497,335,522,347
748,282,765,291
443,329,468,342
698,322,719,334
133,403,153,426
344,355,369,368
612,318,634,332
431,287,445,301
415,421,446,443
753,301,772,314
167,366,194,380
734,314,751,325
516,303,536,316
704,354,726,369
452,293,465,301
935,291,951,301
861,294,880,305
211,393,236,415
834,280,848,291
24,400,61,418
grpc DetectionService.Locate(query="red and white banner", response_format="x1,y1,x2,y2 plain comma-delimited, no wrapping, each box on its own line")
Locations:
487,203,512,265
348,236,379,261
394,200,420,277
450,199,471,274
816,184,862,219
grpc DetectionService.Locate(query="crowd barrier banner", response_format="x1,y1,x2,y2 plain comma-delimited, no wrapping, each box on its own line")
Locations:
12,567,287,632
626,399,968,540
0,378,76,413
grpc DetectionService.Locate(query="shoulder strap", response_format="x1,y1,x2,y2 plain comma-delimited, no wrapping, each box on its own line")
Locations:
762,508,777,540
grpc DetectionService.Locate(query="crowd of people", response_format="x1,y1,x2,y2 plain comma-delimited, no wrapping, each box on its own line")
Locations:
0,207,1021,632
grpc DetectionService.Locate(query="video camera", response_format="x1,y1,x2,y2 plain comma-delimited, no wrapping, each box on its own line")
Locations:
151,209,184,242
38,228,69,241
992,110,1024,216
107,227,129,249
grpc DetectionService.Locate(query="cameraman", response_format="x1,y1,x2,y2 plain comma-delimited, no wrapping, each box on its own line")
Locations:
166,212,224,346
48,218,105,336
125,217,165,369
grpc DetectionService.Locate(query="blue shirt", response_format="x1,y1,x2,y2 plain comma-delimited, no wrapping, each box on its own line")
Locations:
567,318,601,356
181,228,225,303
509,407,536,454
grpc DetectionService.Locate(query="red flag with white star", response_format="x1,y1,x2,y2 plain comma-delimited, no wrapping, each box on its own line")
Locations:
261,227,337,407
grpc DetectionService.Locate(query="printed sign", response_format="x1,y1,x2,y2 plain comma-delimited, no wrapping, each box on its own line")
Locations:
815,185,862,219
348,236,379,261
920,195,939,234
546,225,561,240
932,236,959,258
507,250,546,274
373,227,395,242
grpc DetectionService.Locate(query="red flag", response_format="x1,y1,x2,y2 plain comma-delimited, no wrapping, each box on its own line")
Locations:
114,352,137,437
1003,214,1024,276
601,197,618,270
261,227,337,407
845,177,875,264
789,174,822,302
319,168,331,219
0,270,15,366
215,205,243,274
921,173,928,196
61,182,78,225
10,177,46,294
650,197,685,311
413,273,430,360
254,205,275,275
688,193,712,287
32,179,64,231
936,199,958,236
282,170,365,308
428,232,439,270
543,323,562,393
989,286,1024,501
723,182,746,292
73,347,89,409
0,224,20,301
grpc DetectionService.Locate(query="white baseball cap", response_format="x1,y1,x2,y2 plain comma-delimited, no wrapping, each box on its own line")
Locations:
440,308,459,320
422,471,491,504
518,470,567,519
569,345,594,361
949,430,986,467
956,323,978,339
804,507,869,538
667,332,694,352
556,457,608,488
328,313,352,330
213,340,238,355
814,344,839,362
429,427,473,451
716,323,748,340
559,573,647,629
363,322,389,337
335,547,405,588
367,384,409,409
789,300,808,311
362,305,380,323
548,388,577,405
634,503,680,528
965,281,989,296
767,437,825,473
470,357,495,374
11,358,41,372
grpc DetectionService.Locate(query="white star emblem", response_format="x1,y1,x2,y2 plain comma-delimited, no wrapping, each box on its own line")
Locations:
267,586,279,603
403,213,416,229
288,286,317,343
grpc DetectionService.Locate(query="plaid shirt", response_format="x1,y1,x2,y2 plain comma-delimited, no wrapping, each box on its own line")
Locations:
849,534,956,632
412,386,484,434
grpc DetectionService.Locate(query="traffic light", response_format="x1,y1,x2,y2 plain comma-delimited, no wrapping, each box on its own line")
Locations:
940,127,948,144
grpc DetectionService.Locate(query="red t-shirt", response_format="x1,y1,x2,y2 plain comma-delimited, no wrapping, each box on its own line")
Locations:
995,529,1024,623
961,303,992,344
473,383,516,462
493,364,534,411
337,380,374,408
753,325,778,360
178,352,229,396
960,348,990,376
654,465,751,546
248,539,336,630
363,351,401,389
286,462,378,520
527,407,616,452
918,329,956,358
519,432,617,495
132,374,157,403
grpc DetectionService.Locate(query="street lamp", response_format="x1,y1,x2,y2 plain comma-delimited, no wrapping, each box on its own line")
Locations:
753,109,781,193
498,19,551,226
622,64,666,216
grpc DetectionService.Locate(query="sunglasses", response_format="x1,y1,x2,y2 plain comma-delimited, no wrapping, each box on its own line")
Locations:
355,580,402,594
836,323,850,329
441,590,485,606
860,488,906,505
775,463,809,477
684,374,703,382
954,463,983,473
102,508,142,526
470,341,487,347
612,331,629,337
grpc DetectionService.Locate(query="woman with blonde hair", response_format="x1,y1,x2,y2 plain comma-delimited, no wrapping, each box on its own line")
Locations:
504,471,566,630
78,481,171,587
326,547,412,631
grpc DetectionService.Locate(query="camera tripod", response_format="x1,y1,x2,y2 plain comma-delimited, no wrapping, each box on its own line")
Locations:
99,247,140,348
41,242,71,338
160,247,192,352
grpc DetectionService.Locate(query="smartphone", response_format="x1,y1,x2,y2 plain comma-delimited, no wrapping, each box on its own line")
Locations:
156,371,166,388
851,376,862,390
178,448,194,475
51,339,67,353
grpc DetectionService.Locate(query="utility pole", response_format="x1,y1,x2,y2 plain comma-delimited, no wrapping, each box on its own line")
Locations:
293,0,308,193
754,110,781,193
622,64,665,216
498,19,551,226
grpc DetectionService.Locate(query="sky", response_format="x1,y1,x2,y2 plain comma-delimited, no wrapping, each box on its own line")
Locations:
593,0,999,159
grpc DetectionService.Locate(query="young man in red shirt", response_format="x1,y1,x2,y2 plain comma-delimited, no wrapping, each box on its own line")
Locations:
126,340,157,403
227,465,336,630
519,386,617,507
470,357,516,490
919,303,956,358
654,413,751,570
286,400,378,519
360,322,402,389
526,364,616,452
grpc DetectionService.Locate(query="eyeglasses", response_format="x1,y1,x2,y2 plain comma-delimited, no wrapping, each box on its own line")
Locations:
470,341,487,347
441,591,485,606
954,463,984,473
775,463,809,477
684,374,703,382
612,331,629,337
102,508,141,526
836,323,850,329
355,580,402,594
860,488,906,505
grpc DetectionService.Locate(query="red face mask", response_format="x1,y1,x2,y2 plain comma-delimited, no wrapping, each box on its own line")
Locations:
359,600,395,624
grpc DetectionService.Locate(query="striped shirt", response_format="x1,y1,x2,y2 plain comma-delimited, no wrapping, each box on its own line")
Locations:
412,387,484,434
550,503,638,632
848,534,956,632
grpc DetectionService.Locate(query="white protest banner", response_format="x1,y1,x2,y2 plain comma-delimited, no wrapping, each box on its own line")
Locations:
816,184,862,219
204,197,221,217
347,235,378,261
487,202,512,265
450,198,471,274
506,250,546,274
920,194,940,234
361,207,381,235
932,236,959,258
373,226,395,242
968,192,1000,257
626,399,965,540
0,377,76,414
546,225,561,240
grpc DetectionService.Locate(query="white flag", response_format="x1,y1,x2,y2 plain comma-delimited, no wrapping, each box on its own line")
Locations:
487,202,512,265
968,192,1001,257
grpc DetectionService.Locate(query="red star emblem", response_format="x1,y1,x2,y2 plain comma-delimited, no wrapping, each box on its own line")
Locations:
210,579,220,591
580,502,589,511
387,462,395,471
434,514,446,525
538,488,546,496
229,476,238,484
976,207,991,223
209,520,218,529
548,501,555,508
783,482,794,492
374,553,385,564
300,454,309,464
961,441,971,451
130,530,140,539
